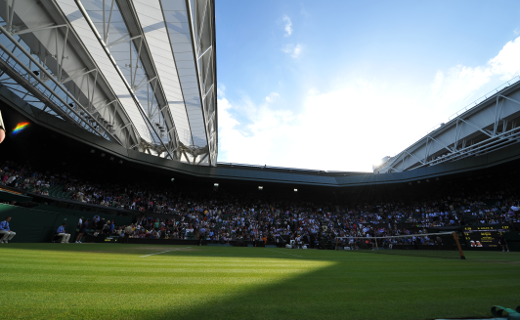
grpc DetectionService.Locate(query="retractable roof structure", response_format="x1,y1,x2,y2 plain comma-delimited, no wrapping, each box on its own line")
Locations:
375,76,520,174
0,0,217,166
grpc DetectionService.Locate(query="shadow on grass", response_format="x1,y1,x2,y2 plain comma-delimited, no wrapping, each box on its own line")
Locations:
3,244,520,320
141,255,515,320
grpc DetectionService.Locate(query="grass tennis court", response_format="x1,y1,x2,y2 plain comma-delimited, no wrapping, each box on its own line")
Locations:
0,244,519,320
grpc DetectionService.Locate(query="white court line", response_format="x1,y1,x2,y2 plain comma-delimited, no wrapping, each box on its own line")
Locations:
264,248,302,258
140,247,191,258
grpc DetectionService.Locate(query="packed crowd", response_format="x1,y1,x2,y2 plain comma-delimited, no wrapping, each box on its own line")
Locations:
1,159,519,247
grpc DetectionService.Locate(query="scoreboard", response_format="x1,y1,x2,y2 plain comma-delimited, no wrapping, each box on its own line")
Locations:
463,225,510,248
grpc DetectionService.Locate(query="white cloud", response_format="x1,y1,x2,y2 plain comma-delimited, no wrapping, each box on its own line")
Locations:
265,92,280,103
219,36,520,172
300,6,309,17
430,65,492,113
293,44,302,58
489,36,520,79
282,44,302,58
431,36,520,115
218,82,423,171
217,84,226,97
282,15,292,36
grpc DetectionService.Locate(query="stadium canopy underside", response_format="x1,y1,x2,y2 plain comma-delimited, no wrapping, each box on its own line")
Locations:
376,77,520,174
0,0,217,166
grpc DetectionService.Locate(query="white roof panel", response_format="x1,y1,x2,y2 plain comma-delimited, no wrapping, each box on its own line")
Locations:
160,0,187,11
51,0,214,163
134,0,194,146
56,0,153,142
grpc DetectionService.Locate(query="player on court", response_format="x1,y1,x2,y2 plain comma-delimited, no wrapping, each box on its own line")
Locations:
499,234,509,252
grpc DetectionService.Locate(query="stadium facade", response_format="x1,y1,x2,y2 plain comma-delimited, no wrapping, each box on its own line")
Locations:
1,0,520,187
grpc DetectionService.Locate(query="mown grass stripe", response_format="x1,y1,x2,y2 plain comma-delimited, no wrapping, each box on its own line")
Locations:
0,244,519,320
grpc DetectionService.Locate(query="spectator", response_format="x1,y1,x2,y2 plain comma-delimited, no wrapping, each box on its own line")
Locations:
56,223,71,243
0,216,16,243
123,224,133,243
199,226,205,246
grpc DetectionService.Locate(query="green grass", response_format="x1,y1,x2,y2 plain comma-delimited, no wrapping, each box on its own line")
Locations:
0,244,519,320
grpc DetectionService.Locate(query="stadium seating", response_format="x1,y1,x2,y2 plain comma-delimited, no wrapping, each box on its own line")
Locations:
1,158,519,248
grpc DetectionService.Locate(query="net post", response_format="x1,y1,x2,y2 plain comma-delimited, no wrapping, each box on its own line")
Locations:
335,237,339,251
452,232,466,260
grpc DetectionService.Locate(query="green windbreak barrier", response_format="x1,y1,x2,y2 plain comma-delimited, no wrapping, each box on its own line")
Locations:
0,204,132,243
34,204,132,226
0,190,32,203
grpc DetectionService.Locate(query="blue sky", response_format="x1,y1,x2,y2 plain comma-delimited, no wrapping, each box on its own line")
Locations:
215,1,520,172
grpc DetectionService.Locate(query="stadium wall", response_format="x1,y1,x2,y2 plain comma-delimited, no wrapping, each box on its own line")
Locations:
0,204,132,243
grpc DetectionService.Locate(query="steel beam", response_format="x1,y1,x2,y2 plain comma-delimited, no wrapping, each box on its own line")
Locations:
75,0,175,160
0,26,122,143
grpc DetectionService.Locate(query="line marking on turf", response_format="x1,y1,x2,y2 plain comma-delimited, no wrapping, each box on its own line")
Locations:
140,247,191,258
264,248,303,258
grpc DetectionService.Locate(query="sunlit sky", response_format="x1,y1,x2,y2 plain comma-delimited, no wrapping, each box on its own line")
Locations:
214,1,520,172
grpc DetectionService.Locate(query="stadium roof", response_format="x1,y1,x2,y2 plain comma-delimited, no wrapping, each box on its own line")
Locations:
375,77,520,174
0,0,217,165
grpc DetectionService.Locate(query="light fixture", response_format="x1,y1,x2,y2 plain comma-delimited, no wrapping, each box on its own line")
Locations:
101,153,105,158
171,178,175,182
109,157,114,161
214,183,219,187
119,160,123,164
294,189,298,192
90,149,95,153
258,186,263,190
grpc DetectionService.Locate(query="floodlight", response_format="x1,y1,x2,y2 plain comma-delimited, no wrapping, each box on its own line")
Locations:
258,186,263,190
214,183,219,187
294,189,298,192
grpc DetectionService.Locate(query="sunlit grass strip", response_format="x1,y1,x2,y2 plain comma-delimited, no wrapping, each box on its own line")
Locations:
0,244,518,320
